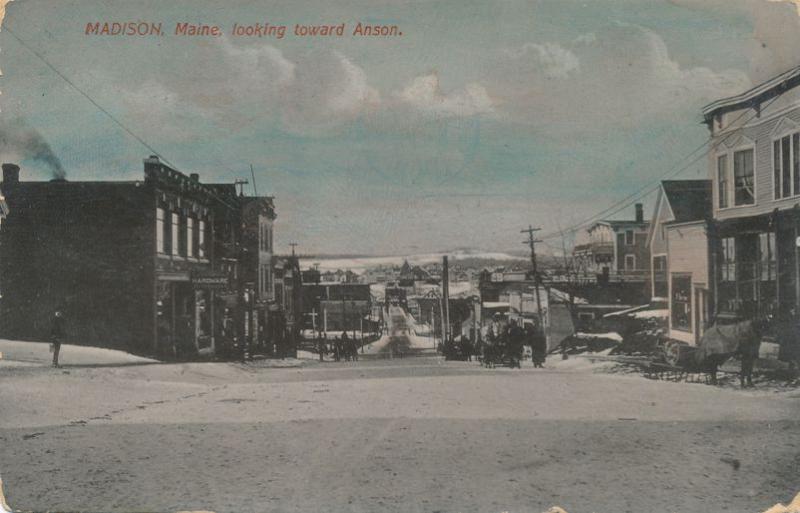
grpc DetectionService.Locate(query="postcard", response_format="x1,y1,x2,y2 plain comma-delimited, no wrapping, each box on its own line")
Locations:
0,1,798,512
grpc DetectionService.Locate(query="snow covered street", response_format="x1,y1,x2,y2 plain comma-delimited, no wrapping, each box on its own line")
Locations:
0,340,798,513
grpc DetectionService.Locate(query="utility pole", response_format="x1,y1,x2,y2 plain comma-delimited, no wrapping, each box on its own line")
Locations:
522,225,544,337
289,242,298,256
249,164,258,196
431,306,436,350
442,256,451,344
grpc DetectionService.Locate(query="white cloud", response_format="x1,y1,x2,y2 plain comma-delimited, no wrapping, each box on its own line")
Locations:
326,51,380,114
489,23,750,132
279,50,380,134
504,42,580,79
396,73,494,117
220,38,296,88
671,0,800,82
117,41,380,135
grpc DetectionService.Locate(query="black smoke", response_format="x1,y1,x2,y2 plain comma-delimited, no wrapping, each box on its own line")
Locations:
0,118,66,179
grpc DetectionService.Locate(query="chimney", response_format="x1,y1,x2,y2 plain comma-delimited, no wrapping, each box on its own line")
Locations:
2,163,20,186
190,173,199,182
635,203,644,223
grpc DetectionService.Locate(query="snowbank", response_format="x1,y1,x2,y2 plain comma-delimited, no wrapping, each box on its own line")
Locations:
574,332,623,343
0,339,156,367
631,309,669,319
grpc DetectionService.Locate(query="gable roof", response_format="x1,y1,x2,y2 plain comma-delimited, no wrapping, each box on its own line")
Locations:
661,180,712,223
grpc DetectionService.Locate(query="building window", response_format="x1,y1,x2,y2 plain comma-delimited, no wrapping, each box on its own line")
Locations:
773,134,800,200
156,208,166,254
733,149,755,206
260,263,272,298
717,154,728,208
721,237,736,283
759,232,776,282
653,255,668,298
269,226,273,252
795,133,800,196
171,213,180,256
625,254,636,270
187,217,195,257
625,230,634,245
671,274,692,332
178,214,188,257
197,219,206,258
774,140,781,200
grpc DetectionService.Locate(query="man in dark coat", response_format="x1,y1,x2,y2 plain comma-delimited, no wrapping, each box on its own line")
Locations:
51,310,66,368
338,332,348,361
527,322,546,368
317,333,327,362
507,323,525,368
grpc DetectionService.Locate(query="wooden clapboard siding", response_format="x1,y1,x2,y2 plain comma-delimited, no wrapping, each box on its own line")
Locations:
712,92,800,221
666,221,709,345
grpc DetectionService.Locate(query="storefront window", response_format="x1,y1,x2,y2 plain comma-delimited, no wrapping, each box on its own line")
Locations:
721,237,735,282
653,256,668,298
760,232,776,281
719,233,777,317
196,290,212,350
719,237,737,314
156,281,174,351
671,274,691,332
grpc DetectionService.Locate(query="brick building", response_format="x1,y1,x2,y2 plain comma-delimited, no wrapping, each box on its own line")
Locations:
0,157,277,359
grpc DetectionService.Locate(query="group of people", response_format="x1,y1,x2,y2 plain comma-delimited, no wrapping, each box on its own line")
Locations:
441,315,548,368
482,315,547,368
316,332,360,362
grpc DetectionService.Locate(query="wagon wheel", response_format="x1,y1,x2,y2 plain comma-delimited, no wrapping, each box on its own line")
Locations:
663,340,683,367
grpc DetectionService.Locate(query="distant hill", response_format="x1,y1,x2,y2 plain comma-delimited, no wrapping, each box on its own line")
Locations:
299,249,527,273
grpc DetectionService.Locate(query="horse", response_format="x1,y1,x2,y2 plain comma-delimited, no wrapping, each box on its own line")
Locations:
693,317,768,387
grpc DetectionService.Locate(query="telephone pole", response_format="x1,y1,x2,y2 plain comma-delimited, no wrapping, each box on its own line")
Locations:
521,226,544,335
249,164,258,196
289,242,298,256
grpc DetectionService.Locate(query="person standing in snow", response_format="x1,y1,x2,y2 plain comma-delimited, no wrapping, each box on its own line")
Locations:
50,310,66,368
527,322,546,368
317,332,327,362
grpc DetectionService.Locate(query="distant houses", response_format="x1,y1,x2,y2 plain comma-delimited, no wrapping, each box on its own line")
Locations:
572,203,650,286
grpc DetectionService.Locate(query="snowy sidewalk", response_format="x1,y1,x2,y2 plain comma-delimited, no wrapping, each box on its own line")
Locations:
0,339,157,368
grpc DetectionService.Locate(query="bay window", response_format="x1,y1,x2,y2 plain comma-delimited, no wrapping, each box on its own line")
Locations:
774,132,800,199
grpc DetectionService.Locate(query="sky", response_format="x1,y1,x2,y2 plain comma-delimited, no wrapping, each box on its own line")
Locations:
1,0,800,256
